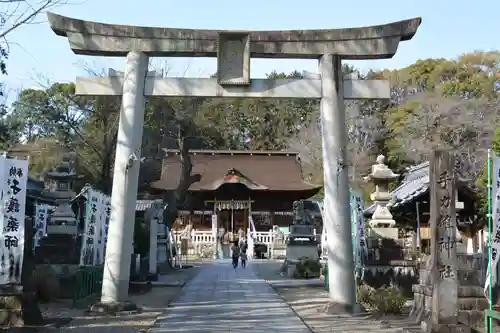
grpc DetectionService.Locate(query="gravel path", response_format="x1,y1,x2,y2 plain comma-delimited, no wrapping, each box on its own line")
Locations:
38,263,204,333
151,260,311,332
252,259,419,333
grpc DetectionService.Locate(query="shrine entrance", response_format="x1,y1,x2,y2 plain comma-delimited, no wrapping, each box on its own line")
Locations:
47,12,421,308
215,200,251,238
211,199,252,259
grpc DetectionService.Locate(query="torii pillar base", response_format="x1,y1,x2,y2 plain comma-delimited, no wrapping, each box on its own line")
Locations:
322,301,366,315
85,301,141,317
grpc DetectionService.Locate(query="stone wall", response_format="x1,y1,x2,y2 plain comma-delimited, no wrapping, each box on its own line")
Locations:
362,260,418,297
410,253,490,329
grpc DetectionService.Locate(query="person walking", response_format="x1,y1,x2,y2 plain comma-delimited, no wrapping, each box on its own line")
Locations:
231,241,240,269
240,246,248,268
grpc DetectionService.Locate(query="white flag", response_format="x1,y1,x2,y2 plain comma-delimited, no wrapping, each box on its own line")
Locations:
247,215,256,260
249,215,256,238
0,158,28,284
34,204,50,249
485,186,500,302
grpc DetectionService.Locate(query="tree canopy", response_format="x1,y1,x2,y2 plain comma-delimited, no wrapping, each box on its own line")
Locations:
2,51,499,206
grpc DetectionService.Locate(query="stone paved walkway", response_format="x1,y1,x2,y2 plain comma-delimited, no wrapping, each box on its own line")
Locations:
151,260,312,333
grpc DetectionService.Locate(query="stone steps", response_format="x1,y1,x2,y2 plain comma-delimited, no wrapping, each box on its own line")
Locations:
409,254,488,331
413,285,484,298
419,269,484,286
457,253,485,270
35,235,81,265
405,310,488,332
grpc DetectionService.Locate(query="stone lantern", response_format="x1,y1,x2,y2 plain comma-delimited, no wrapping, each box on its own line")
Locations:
36,155,81,264
364,155,399,239
43,155,79,235
48,203,77,234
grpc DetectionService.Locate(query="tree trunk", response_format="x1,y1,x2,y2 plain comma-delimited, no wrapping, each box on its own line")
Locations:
162,125,201,229
20,216,43,325
99,153,112,193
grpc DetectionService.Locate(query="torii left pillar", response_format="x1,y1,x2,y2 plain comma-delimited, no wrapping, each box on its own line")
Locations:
101,51,148,306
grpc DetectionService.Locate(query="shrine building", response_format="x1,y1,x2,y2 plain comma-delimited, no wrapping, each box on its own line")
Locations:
148,150,322,233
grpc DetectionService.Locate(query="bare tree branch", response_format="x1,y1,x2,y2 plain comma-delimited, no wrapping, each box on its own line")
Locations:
0,0,67,40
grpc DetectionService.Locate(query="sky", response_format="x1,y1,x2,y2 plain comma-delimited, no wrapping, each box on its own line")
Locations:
3,0,500,103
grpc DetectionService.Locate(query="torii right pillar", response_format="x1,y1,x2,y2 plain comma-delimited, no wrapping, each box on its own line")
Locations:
319,25,421,312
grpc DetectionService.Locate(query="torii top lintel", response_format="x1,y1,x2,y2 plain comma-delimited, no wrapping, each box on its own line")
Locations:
47,13,421,60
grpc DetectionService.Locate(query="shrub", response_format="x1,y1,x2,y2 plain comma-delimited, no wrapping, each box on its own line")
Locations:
357,283,407,314
293,257,321,279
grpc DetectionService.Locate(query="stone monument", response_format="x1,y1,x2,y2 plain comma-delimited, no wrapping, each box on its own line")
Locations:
407,150,471,333
47,12,421,312
365,155,400,240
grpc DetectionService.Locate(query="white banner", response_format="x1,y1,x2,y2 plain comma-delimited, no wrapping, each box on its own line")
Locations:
103,196,111,247
0,158,29,284
34,204,50,249
94,192,106,265
354,194,367,257
493,156,500,201
485,186,500,302
350,191,367,269
247,215,256,260
0,154,5,232
80,189,100,265
211,214,217,240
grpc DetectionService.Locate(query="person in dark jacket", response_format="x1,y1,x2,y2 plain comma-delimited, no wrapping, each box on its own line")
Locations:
240,245,248,268
231,241,240,268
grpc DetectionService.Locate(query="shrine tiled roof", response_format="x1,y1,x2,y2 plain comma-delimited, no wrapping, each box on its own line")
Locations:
150,150,321,193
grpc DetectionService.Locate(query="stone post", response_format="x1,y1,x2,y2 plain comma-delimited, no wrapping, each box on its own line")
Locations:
423,150,461,332
100,51,149,305
319,54,356,312
148,215,158,279
211,214,217,260
156,215,168,273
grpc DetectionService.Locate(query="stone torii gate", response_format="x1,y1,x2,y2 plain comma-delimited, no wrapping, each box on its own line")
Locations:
47,12,421,311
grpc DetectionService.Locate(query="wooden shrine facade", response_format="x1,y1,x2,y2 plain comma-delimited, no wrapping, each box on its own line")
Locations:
149,150,322,232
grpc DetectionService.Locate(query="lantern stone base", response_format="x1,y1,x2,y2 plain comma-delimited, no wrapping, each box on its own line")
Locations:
285,242,319,262
421,321,471,333
85,301,141,317
368,227,399,240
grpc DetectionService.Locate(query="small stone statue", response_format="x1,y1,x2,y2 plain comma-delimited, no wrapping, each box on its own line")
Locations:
288,200,316,244
292,200,313,226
